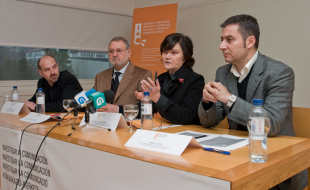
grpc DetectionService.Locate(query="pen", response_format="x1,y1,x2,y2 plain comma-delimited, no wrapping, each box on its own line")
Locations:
203,148,231,155
154,71,158,84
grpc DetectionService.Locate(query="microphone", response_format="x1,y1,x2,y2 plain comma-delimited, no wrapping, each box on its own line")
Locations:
102,90,115,103
74,89,96,104
70,90,115,111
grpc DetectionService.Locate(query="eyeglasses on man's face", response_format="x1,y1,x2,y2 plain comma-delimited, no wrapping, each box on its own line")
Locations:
108,49,127,55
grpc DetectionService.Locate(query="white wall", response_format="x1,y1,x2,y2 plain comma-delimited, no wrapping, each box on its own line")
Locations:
135,0,310,108
0,0,134,107
1,0,309,108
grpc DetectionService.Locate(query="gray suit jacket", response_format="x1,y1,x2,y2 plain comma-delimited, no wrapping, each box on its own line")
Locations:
93,62,152,106
199,52,307,190
199,52,295,137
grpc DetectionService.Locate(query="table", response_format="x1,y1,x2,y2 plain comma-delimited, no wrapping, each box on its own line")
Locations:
0,112,309,190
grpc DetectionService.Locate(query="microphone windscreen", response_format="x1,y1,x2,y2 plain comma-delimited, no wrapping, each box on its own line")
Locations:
85,88,96,98
103,90,115,103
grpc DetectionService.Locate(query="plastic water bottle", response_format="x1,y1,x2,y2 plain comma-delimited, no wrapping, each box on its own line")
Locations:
141,92,153,130
36,88,45,114
247,99,270,163
11,86,19,102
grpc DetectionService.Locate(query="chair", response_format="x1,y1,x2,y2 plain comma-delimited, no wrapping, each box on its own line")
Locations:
292,107,310,190
293,107,310,139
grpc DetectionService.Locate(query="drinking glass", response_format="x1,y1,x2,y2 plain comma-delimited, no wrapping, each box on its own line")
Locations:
124,104,139,132
63,99,75,112
63,99,75,120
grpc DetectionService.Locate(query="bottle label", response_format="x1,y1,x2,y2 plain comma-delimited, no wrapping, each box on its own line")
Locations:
37,97,45,104
142,104,152,114
12,93,19,101
250,118,265,135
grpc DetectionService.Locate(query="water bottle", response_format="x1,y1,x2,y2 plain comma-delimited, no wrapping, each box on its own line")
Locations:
141,92,153,130
247,99,270,163
11,86,19,102
36,88,45,114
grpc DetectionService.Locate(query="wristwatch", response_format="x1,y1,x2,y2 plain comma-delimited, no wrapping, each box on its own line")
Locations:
227,94,237,107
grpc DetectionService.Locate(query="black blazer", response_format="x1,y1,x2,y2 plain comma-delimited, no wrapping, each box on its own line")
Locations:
155,64,205,125
29,70,83,112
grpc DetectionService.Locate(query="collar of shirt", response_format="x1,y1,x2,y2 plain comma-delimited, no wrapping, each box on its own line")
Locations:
113,61,129,83
230,51,258,83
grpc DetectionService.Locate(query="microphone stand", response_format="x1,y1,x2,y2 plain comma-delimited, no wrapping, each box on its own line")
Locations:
71,109,79,130
67,108,111,137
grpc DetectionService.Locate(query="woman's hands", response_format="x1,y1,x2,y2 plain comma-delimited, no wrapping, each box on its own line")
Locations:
135,77,161,103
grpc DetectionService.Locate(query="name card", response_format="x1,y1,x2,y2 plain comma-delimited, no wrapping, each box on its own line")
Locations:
79,112,128,131
125,130,202,156
1,102,29,115
19,112,51,123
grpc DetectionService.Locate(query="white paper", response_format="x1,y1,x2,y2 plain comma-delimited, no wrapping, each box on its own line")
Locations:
125,130,201,156
19,112,51,123
153,124,181,130
1,101,24,115
79,112,127,131
177,130,249,151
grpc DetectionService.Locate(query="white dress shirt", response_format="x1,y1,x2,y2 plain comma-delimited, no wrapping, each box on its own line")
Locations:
113,61,129,82
230,51,258,83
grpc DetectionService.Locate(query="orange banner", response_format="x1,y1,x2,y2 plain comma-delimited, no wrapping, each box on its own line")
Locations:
130,3,178,77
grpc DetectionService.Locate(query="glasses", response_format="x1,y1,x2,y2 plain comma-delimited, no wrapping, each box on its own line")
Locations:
108,49,127,55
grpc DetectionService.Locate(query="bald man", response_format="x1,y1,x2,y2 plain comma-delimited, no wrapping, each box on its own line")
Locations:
25,55,83,112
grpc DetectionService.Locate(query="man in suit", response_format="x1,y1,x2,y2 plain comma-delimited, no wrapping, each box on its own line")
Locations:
93,36,152,113
198,14,306,190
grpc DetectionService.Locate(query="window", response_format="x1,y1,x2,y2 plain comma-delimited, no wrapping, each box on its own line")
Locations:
0,46,110,80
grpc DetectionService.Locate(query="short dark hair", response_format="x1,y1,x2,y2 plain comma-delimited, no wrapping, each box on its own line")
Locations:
37,55,56,70
220,14,260,49
109,36,130,49
160,33,195,67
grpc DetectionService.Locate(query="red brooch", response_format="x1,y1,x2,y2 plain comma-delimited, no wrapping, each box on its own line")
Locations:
179,78,184,84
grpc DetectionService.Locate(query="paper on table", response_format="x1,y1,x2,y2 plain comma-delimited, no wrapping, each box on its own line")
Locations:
79,112,128,131
125,130,202,156
176,130,249,151
19,112,51,123
132,118,181,130
1,102,29,115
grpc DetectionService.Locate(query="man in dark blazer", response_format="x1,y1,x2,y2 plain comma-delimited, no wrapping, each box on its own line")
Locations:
198,15,306,190
25,55,83,112
93,37,152,113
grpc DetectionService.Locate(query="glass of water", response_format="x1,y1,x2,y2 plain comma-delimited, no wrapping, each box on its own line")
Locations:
63,99,75,120
63,99,75,112
124,104,139,132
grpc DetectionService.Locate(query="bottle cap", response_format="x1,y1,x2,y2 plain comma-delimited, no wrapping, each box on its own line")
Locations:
38,88,43,92
253,99,263,105
143,92,150,96
13,86,17,89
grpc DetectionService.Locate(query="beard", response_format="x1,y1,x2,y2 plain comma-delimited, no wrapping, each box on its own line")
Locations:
110,55,129,68
49,73,59,84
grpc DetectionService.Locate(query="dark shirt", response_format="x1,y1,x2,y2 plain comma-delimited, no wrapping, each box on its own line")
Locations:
29,70,83,112
201,65,254,130
235,67,253,131
155,64,205,125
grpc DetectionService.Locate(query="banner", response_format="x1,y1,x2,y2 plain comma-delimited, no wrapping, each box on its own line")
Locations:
130,3,178,76
0,126,229,190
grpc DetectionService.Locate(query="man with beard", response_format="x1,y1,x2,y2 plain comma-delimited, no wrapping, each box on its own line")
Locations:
93,36,152,113
25,55,83,112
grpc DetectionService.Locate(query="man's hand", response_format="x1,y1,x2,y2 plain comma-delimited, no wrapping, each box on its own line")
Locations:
96,103,119,113
135,91,144,100
203,81,231,103
24,101,36,111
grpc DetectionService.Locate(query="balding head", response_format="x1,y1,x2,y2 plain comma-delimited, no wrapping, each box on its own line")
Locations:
37,55,60,86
